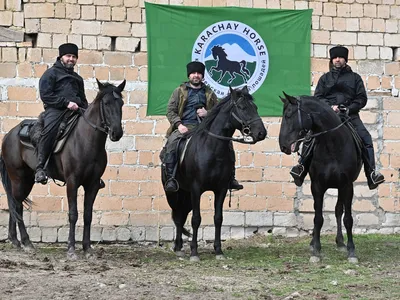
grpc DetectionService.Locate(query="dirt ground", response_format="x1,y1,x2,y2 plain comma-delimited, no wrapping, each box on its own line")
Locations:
1,235,399,300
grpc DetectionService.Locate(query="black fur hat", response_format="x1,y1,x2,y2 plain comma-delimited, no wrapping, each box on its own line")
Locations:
329,46,348,62
186,61,205,77
58,43,79,58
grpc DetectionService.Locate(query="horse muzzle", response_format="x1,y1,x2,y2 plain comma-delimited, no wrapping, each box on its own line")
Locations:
109,127,123,141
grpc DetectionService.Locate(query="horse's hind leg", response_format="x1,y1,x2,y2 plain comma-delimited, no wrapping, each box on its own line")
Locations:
8,211,20,248
9,178,34,250
310,183,326,263
213,189,227,260
334,197,346,250
341,185,358,263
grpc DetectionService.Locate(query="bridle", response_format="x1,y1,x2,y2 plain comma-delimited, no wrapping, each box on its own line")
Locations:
79,90,121,135
293,98,348,143
206,95,261,144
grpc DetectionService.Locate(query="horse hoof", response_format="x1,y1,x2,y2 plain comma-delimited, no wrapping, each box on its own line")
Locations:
67,252,78,260
10,241,21,249
216,255,226,260
175,251,185,257
337,246,347,253
310,256,320,263
85,250,96,260
348,257,358,264
190,256,200,262
22,244,35,253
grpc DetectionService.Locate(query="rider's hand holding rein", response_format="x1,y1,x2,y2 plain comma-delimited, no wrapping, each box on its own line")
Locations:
331,105,340,113
197,107,208,118
68,101,79,111
178,123,189,134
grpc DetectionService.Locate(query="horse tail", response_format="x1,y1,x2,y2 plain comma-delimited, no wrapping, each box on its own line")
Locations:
0,154,19,222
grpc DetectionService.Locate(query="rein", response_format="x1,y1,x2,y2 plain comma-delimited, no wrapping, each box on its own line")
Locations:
204,95,260,144
294,99,349,143
78,97,109,135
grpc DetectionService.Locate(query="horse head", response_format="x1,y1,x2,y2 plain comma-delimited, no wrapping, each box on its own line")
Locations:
211,45,227,60
228,86,267,144
278,92,314,155
95,78,126,142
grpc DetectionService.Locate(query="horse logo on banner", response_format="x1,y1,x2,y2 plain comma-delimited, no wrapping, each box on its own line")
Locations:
192,20,269,98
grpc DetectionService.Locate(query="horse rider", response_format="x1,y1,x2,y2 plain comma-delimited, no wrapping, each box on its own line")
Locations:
290,45,385,190
35,43,105,188
162,61,243,192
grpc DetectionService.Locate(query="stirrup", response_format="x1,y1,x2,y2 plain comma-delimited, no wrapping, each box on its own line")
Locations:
290,164,305,177
370,171,384,185
164,178,179,193
35,169,48,185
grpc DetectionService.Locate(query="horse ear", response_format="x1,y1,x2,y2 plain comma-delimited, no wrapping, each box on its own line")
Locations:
279,96,287,104
283,91,297,105
117,79,126,93
241,85,249,94
96,78,104,90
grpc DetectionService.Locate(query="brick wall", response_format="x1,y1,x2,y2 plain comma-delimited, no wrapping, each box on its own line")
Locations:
0,0,399,243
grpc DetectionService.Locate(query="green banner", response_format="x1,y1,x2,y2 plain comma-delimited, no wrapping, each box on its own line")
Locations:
145,3,312,116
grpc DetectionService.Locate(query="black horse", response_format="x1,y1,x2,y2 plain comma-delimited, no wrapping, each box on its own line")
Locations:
0,79,125,259
163,86,267,261
209,45,251,84
279,93,362,263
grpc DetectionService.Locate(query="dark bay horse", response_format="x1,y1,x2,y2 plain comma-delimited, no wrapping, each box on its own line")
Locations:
163,86,267,261
209,45,251,84
279,93,362,263
0,79,125,259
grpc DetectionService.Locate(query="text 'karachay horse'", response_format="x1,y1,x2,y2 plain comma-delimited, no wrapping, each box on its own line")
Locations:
279,93,362,263
0,79,125,259
163,86,267,261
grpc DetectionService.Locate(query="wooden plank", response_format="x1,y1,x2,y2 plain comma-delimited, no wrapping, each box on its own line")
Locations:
0,26,24,42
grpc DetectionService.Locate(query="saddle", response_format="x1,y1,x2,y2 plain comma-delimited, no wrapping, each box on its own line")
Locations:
19,111,80,153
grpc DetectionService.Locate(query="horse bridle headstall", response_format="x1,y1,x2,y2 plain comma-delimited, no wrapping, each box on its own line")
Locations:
206,95,261,144
294,98,348,143
78,90,121,135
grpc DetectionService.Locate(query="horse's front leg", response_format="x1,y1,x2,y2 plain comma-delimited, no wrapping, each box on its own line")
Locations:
82,182,100,258
190,185,202,262
310,183,326,263
214,188,228,260
341,185,358,263
66,181,79,260
334,196,346,250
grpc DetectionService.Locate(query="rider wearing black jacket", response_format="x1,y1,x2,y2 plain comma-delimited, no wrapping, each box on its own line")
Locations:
35,43,88,184
291,46,384,190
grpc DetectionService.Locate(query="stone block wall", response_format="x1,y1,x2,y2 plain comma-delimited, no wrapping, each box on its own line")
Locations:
0,0,399,243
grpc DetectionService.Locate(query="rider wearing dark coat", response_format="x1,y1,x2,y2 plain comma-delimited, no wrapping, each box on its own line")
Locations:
162,61,243,192
35,43,89,184
291,45,384,190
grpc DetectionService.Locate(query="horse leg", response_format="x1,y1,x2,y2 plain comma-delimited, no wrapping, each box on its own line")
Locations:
213,189,227,260
217,71,227,83
189,187,202,262
66,182,79,260
310,183,326,263
8,177,34,250
341,185,358,263
82,183,100,258
334,196,346,250
8,212,20,248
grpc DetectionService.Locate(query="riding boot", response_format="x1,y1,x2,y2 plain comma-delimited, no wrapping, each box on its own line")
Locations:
290,138,314,187
164,152,179,192
35,139,50,184
363,147,385,190
229,166,243,190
